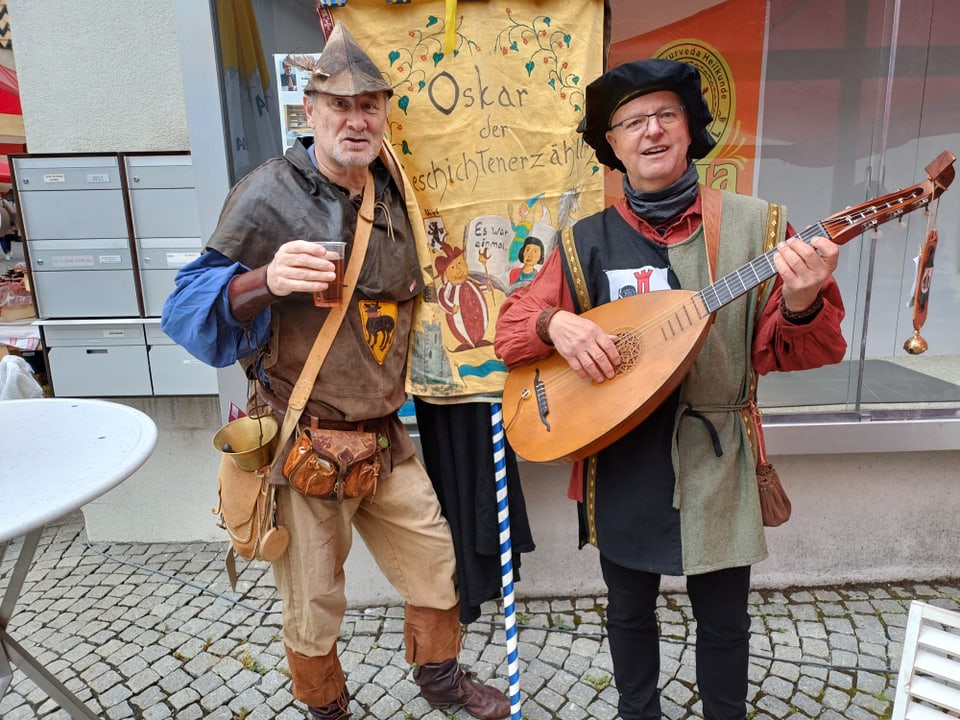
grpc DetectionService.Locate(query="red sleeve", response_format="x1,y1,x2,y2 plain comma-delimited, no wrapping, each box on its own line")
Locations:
752,274,847,374
493,247,577,368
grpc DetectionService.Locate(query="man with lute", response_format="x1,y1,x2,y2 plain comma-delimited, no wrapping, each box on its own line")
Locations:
494,59,846,720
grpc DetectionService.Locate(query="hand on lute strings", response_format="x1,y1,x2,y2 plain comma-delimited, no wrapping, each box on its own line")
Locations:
546,309,621,383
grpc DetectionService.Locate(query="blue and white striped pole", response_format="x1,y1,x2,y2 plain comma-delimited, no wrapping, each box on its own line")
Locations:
490,402,522,719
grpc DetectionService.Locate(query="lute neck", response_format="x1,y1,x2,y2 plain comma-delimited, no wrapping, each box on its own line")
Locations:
697,222,828,314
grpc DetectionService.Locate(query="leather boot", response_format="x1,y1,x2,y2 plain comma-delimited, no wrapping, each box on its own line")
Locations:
413,658,510,720
307,688,351,720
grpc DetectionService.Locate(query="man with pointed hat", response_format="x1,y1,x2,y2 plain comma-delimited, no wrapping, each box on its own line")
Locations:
495,58,847,719
163,22,509,720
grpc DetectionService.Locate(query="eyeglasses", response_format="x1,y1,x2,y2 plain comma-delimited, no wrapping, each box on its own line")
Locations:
609,105,686,135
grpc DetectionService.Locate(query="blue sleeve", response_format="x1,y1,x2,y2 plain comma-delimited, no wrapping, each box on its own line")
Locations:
160,250,271,368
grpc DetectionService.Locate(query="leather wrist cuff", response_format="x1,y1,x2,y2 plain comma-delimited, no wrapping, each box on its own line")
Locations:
228,265,279,322
535,307,562,345
780,290,823,325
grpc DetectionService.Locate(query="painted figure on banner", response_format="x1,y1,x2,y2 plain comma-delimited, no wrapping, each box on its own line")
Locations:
507,197,538,262
508,235,545,293
421,211,560,354
434,241,495,352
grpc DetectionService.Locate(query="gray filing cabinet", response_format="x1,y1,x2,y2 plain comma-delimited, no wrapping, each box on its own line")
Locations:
42,322,152,397
13,155,140,318
124,154,203,317
145,324,218,395
41,321,218,398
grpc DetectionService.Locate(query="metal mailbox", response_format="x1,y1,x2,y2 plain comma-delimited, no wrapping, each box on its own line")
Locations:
124,154,202,317
13,155,140,318
13,153,219,400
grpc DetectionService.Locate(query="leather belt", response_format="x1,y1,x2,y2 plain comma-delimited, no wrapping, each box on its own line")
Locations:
255,383,386,434
307,417,385,433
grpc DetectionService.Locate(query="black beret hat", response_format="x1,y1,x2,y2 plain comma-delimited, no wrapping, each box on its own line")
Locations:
577,58,716,173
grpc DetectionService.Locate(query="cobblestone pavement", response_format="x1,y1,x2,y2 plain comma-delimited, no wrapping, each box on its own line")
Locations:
3,514,959,719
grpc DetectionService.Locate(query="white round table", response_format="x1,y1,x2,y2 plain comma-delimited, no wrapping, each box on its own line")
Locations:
0,397,158,718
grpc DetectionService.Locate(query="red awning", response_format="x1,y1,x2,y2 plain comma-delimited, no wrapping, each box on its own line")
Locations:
0,66,24,146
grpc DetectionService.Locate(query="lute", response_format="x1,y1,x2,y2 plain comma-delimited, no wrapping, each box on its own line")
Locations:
502,150,956,463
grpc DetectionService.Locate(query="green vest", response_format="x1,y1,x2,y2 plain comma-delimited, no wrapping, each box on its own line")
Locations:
669,191,783,573
563,189,785,574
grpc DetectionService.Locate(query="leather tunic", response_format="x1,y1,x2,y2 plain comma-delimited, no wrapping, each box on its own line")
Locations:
208,138,424,462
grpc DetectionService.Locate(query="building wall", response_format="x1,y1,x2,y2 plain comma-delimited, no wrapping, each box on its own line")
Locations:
7,0,214,555
9,0,189,153
7,0,959,607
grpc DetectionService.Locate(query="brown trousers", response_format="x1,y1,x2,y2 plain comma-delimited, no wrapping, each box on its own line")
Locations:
272,455,461,706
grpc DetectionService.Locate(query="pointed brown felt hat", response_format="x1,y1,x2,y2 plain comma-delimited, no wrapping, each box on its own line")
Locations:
305,22,393,97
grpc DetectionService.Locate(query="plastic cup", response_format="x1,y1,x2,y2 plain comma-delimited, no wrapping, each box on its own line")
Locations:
313,241,346,307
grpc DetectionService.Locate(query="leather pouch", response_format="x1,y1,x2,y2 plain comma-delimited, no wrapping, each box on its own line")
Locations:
756,460,792,527
748,402,792,527
283,427,380,502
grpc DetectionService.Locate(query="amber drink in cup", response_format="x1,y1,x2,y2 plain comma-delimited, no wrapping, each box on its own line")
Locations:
313,241,346,307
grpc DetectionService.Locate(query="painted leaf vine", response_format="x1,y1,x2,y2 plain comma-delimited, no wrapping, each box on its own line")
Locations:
493,8,583,112
387,13,480,113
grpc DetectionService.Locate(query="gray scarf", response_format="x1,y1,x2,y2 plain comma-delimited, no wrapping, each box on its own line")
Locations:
623,163,700,231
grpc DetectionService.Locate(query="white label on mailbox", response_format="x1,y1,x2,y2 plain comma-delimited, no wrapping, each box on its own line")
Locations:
166,251,200,266
42,173,66,183
99,255,123,264
103,329,127,338
87,173,111,183
52,255,94,267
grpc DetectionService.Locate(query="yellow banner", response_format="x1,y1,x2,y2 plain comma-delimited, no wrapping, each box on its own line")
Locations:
329,0,606,398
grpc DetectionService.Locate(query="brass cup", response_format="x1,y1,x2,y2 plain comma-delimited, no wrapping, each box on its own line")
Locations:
213,415,279,471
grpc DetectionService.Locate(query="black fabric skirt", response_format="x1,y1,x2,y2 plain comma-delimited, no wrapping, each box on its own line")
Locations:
413,398,536,624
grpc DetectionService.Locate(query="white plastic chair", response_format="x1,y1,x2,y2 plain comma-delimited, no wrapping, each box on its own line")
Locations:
892,600,960,720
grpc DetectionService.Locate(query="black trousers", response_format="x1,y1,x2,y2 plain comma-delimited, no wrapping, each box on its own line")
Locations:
599,554,752,720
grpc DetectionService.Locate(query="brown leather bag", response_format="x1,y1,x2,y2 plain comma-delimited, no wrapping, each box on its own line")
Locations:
756,460,791,527
283,427,380,502
214,455,288,562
